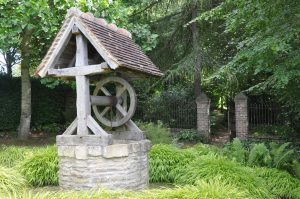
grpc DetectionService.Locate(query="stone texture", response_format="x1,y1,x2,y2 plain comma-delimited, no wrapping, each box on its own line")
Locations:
196,93,211,142
57,135,150,190
234,92,248,140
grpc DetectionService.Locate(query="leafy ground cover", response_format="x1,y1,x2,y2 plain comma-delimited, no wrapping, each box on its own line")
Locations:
0,138,299,198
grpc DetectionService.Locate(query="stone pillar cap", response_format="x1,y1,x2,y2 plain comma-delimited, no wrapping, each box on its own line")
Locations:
234,92,248,101
196,93,210,101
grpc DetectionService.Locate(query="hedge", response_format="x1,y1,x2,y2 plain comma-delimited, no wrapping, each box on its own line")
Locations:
0,76,71,131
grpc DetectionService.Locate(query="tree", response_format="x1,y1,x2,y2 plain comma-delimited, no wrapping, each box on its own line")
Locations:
0,48,20,76
132,0,222,98
0,0,158,139
198,0,300,118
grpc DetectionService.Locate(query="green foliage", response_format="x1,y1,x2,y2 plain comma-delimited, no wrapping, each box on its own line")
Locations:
0,145,33,168
138,122,172,144
0,166,27,194
0,77,67,131
223,138,247,164
174,154,270,198
200,0,300,118
149,144,192,182
247,143,272,167
176,129,202,142
269,142,295,170
18,146,58,186
249,125,295,137
254,167,300,199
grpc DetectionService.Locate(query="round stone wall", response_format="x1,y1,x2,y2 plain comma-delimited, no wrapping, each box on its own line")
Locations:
56,135,150,190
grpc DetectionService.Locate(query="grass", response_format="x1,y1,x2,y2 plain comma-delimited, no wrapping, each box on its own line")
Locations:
18,146,59,186
0,138,299,198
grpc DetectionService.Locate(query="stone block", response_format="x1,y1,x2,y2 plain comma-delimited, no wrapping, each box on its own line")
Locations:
57,146,75,157
58,139,150,190
87,146,102,156
75,145,87,159
103,144,129,158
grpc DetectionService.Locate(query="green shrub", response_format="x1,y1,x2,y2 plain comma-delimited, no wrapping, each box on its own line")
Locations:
174,154,271,198
247,143,272,167
149,144,195,182
18,146,58,186
0,145,33,168
223,138,247,164
269,142,296,170
176,129,202,142
0,77,67,132
10,179,250,199
254,167,300,199
0,166,27,194
138,122,172,144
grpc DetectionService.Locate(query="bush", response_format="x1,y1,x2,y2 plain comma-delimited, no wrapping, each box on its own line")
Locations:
0,166,27,194
138,122,172,144
175,129,202,142
149,144,192,182
0,145,33,168
223,138,247,164
248,143,272,167
0,77,67,132
174,154,271,198
18,146,58,186
254,167,300,199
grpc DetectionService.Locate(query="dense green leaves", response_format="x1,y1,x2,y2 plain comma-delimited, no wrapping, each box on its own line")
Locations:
198,0,300,117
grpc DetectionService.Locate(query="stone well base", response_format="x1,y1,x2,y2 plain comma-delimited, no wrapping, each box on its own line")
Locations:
56,135,150,190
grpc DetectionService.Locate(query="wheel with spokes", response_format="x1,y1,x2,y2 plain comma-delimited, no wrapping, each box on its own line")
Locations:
92,76,137,127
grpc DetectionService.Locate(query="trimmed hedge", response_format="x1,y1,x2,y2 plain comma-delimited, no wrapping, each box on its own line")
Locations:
0,76,69,131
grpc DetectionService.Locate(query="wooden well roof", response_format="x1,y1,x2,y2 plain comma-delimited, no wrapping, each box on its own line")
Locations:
35,8,163,77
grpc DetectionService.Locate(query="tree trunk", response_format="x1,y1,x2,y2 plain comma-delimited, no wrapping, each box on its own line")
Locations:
192,0,201,97
18,29,32,139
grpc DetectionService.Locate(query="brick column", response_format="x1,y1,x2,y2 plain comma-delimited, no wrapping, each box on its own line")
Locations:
196,93,211,142
234,92,248,140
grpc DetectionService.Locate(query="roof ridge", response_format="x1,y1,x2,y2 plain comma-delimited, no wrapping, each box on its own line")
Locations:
66,7,132,38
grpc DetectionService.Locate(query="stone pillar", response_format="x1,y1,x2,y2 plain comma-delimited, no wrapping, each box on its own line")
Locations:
234,92,248,140
57,135,150,190
196,93,211,142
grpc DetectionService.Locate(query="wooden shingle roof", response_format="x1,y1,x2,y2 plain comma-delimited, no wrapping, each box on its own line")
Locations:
35,8,163,77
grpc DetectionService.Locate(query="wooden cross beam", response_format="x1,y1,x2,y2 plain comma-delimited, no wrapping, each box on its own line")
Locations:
61,27,111,144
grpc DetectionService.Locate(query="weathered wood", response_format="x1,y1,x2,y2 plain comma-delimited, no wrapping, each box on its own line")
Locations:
38,17,75,77
87,115,108,136
48,62,108,77
72,24,80,35
125,120,142,132
75,18,119,69
66,55,76,68
75,33,90,135
92,76,137,127
63,118,77,135
90,96,118,106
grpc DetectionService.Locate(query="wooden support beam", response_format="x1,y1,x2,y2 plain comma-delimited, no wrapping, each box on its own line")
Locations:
48,62,108,77
87,115,108,136
75,34,90,135
39,18,75,77
63,118,77,135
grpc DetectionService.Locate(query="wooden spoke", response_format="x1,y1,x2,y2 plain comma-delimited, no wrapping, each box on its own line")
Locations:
100,86,111,96
116,104,128,116
100,107,110,117
116,86,127,98
92,76,137,127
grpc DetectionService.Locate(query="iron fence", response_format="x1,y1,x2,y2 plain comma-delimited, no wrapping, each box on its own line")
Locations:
248,103,283,129
133,100,197,129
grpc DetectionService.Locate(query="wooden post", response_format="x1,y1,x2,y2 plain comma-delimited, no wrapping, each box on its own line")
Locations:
75,33,90,135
